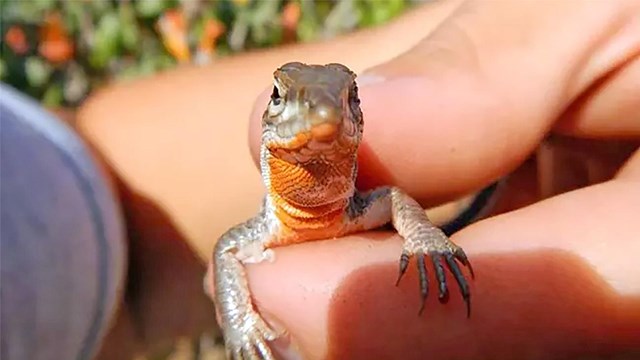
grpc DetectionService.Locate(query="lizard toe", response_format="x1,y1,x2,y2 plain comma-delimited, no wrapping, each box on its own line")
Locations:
396,234,473,317
223,317,277,360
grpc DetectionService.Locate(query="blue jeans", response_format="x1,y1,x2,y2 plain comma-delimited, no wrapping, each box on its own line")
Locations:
1,84,125,360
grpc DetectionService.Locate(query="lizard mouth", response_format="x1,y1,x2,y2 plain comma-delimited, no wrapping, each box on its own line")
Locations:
266,118,343,151
263,98,358,158
309,122,339,142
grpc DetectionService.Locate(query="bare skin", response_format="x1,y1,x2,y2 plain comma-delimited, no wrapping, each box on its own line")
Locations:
75,0,640,359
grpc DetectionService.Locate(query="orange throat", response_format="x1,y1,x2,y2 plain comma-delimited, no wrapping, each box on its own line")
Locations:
265,153,354,245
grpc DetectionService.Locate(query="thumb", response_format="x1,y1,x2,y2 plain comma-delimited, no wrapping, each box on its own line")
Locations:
352,0,639,203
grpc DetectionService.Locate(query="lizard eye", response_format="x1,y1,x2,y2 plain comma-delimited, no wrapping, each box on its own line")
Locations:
270,86,281,105
268,83,285,116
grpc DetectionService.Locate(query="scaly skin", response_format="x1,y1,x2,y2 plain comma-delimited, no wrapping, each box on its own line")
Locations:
212,62,474,359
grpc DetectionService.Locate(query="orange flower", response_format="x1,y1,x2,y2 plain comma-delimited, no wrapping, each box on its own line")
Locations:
5,26,29,54
157,9,190,63
197,19,225,57
38,12,74,64
281,1,300,43
282,1,301,32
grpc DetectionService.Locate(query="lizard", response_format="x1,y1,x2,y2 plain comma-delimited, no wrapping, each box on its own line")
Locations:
211,62,487,360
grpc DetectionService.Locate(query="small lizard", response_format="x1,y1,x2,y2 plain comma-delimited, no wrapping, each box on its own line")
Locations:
211,62,480,359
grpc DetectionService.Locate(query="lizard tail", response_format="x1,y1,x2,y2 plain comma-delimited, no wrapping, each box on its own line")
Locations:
441,179,506,237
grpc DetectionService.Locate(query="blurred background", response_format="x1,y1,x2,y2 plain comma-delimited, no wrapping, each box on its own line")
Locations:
1,1,418,359
1,0,420,112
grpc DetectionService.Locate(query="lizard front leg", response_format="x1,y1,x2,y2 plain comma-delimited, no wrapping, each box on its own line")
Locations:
347,187,474,316
213,213,278,360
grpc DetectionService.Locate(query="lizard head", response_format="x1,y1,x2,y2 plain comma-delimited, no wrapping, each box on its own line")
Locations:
261,62,363,163
260,62,364,210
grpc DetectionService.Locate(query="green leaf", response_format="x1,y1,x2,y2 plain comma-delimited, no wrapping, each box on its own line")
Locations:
9,0,45,23
0,58,6,79
249,0,281,46
297,17,318,42
62,0,85,33
119,4,140,51
31,0,56,13
90,0,111,16
42,83,63,107
372,0,406,25
24,57,52,88
297,0,321,42
89,12,121,69
155,53,175,70
135,0,168,18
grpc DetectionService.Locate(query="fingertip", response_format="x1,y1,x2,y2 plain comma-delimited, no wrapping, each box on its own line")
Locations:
246,234,402,359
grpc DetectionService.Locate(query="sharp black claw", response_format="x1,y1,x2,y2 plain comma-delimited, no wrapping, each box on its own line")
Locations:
417,254,428,315
396,253,410,286
445,254,471,318
430,252,448,301
455,248,475,279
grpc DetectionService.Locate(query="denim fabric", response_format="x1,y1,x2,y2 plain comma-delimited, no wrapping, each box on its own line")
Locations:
1,84,125,360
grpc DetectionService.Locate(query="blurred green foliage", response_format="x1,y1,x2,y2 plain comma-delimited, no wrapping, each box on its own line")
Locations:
0,0,417,107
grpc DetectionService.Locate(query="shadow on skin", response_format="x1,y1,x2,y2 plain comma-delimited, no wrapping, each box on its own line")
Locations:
83,149,219,359
120,181,218,344
355,140,395,193
327,248,640,360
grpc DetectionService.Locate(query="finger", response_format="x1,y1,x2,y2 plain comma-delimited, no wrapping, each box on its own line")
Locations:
244,151,640,360
556,55,640,138
355,0,640,201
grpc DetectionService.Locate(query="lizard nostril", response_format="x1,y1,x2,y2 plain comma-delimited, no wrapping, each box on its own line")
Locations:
316,106,331,119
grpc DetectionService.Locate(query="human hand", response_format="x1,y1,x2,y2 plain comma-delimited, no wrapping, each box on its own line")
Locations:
242,1,640,359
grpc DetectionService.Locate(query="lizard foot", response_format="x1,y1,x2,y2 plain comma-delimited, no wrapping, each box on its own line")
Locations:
396,231,474,317
223,310,279,360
